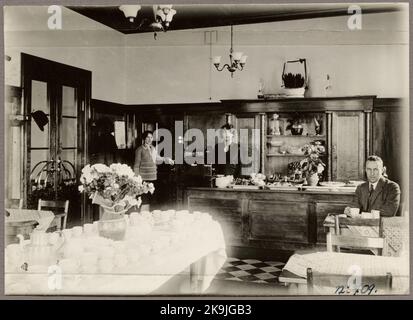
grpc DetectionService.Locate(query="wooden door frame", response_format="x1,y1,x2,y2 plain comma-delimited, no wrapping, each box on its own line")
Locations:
21,53,92,223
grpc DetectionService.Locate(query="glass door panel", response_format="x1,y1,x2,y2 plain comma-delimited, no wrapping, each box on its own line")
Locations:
58,85,80,225
29,80,50,197
22,53,91,224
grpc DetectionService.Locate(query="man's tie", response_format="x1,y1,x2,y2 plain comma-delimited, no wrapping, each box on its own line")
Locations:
367,184,374,212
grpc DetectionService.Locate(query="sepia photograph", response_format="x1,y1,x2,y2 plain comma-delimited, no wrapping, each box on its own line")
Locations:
3,2,410,298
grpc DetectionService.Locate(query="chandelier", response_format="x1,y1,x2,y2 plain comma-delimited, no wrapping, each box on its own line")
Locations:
213,25,247,77
119,4,176,35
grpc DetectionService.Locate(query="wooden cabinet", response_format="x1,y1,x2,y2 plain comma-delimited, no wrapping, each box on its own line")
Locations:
222,97,374,182
330,111,366,181
248,200,309,243
185,188,354,250
187,192,243,244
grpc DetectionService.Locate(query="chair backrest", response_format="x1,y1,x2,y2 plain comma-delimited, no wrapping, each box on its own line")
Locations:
327,215,385,254
37,199,69,214
37,199,69,230
307,267,393,295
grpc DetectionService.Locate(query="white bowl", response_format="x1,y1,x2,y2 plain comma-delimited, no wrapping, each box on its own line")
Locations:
267,140,283,147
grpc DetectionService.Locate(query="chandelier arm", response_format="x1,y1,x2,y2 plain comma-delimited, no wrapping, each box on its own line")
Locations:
214,64,231,72
235,64,244,71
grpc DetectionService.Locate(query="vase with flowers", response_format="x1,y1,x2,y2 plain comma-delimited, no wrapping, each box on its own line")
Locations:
300,143,326,186
78,163,154,240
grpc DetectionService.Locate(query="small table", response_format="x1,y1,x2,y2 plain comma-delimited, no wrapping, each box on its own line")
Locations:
278,251,409,295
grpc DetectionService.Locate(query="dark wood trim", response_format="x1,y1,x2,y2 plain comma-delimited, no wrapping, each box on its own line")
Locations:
94,97,406,115
91,99,126,114
92,96,408,116
373,98,405,112
6,85,22,99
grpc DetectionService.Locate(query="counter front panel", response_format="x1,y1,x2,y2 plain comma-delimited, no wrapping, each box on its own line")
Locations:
185,187,355,250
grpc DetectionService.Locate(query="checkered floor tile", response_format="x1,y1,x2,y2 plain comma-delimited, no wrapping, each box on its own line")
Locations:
215,258,285,284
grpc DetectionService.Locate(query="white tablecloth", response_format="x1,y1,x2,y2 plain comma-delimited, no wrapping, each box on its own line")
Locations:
282,251,409,294
5,217,227,295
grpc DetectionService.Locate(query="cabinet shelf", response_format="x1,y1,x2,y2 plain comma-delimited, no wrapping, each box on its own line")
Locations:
266,153,327,157
267,135,326,138
266,154,305,157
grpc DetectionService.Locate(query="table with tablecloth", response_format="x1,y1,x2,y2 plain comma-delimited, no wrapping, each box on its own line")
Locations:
5,213,227,295
279,251,409,295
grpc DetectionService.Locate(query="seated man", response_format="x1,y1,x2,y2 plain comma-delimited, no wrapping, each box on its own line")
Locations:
346,155,401,217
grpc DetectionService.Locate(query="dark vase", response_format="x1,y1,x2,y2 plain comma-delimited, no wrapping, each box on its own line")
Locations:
291,125,303,135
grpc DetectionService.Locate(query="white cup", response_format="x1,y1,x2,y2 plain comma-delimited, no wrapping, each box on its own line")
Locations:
371,210,380,219
59,258,79,274
99,246,115,259
28,264,48,274
62,229,72,240
139,244,151,257
112,241,126,253
349,208,360,218
114,253,128,268
48,232,61,246
82,265,97,274
80,253,98,272
126,249,140,264
99,258,114,273
72,226,83,238
83,224,94,235
361,212,373,219
6,244,24,267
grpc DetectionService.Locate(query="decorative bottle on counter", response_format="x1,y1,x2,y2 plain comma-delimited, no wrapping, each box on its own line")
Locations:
269,113,281,136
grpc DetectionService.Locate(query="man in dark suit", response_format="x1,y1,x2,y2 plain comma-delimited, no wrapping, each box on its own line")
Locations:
346,155,401,217
212,123,242,178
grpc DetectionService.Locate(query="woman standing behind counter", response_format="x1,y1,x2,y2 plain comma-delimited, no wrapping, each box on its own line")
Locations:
134,130,174,211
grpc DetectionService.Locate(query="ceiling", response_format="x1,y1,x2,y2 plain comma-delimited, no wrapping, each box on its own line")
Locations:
67,4,403,35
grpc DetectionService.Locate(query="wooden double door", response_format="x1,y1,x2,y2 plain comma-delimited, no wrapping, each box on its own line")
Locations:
22,54,91,225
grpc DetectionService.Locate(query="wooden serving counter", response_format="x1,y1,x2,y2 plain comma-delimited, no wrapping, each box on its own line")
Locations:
184,187,355,250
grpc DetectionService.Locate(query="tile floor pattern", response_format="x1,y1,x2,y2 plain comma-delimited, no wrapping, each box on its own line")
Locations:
215,257,285,284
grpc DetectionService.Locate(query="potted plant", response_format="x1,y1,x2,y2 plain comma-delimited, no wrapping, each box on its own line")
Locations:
281,58,308,97
300,143,326,186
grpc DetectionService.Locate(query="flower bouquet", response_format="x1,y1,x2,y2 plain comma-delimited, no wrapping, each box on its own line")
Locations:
78,163,154,240
300,143,326,186
79,163,154,220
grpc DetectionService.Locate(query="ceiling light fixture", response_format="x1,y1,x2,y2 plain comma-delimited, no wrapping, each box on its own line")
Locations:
213,25,247,78
152,5,176,32
119,4,176,40
119,5,141,23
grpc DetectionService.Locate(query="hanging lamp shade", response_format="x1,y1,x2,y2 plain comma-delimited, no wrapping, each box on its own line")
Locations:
119,5,141,22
